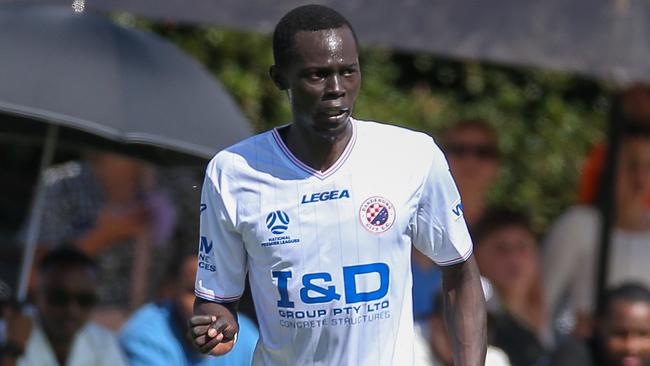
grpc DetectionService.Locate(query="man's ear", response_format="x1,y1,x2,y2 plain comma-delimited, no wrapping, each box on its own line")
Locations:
269,65,288,90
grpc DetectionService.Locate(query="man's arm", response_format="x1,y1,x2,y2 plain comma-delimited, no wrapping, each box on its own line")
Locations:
189,297,240,356
440,254,486,366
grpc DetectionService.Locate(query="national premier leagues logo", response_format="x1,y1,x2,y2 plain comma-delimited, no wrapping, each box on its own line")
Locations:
359,196,396,233
266,210,290,234
261,210,300,247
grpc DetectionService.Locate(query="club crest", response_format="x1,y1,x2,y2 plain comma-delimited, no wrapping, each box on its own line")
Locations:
359,196,396,233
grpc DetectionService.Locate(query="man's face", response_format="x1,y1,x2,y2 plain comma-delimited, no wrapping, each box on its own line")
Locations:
444,127,500,196
601,300,650,366
616,137,650,205
277,26,361,139
35,265,97,342
476,225,539,294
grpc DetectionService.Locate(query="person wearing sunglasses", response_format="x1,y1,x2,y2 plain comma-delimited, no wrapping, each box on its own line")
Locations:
442,119,501,227
0,247,127,366
410,119,500,361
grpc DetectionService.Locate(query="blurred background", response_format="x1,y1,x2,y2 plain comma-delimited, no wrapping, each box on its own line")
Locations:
1,1,650,366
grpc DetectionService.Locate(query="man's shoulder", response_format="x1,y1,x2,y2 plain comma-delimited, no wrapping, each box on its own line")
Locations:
549,205,600,239
75,323,128,365
355,118,434,145
206,130,274,176
223,129,275,155
82,322,120,340
354,118,442,166
74,322,122,352
119,302,172,339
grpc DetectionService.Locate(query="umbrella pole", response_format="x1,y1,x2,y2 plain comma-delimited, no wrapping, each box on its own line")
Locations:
595,96,622,315
16,124,59,303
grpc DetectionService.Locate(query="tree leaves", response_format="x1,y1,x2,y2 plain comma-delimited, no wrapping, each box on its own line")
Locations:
133,21,610,232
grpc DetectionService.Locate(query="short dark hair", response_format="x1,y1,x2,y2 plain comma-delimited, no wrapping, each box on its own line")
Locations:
272,4,358,67
473,207,534,244
600,283,650,317
38,246,97,273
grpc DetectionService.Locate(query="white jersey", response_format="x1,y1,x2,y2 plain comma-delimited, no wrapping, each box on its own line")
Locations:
196,118,473,366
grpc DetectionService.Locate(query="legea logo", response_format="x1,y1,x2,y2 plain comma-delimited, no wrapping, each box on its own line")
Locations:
266,210,290,235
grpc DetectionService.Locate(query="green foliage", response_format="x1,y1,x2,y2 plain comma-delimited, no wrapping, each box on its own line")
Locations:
120,17,612,231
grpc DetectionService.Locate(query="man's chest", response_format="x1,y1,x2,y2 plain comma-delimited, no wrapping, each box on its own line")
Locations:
234,166,422,265
231,170,420,315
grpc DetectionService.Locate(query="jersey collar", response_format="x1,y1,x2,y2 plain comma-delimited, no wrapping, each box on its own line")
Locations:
271,118,357,180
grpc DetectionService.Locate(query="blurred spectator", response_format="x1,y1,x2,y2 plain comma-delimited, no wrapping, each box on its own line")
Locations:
621,84,650,123
577,84,650,206
411,119,501,324
543,123,650,338
415,293,510,366
475,208,549,366
551,283,650,366
441,119,501,226
0,247,127,366
35,152,176,328
119,253,258,366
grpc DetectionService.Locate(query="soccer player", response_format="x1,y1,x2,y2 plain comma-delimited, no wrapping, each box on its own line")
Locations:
189,4,486,365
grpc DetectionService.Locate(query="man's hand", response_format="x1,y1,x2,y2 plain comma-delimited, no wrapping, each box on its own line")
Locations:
4,307,32,350
190,298,239,356
1,307,33,366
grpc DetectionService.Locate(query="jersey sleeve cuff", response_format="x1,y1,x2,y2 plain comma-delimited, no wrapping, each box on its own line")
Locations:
434,246,473,266
194,289,242,303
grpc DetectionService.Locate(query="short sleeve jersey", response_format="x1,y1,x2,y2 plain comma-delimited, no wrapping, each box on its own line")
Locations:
195,119,473,366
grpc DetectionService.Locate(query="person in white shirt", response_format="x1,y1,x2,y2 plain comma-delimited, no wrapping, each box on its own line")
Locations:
414,292,511,366
543,122,650,337
188,4,486,366
0,247,126,366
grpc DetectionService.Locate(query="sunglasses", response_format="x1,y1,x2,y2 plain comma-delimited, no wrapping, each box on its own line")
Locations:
46,289,97,308
446,144,500,160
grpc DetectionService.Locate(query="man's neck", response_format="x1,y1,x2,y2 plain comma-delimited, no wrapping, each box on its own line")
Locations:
42,326,73,366
282,120,352,172
51,343,71,366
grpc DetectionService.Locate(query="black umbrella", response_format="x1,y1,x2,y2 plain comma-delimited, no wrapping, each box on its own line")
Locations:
0,4,251,162
6,0,650,84
0,4,252,300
